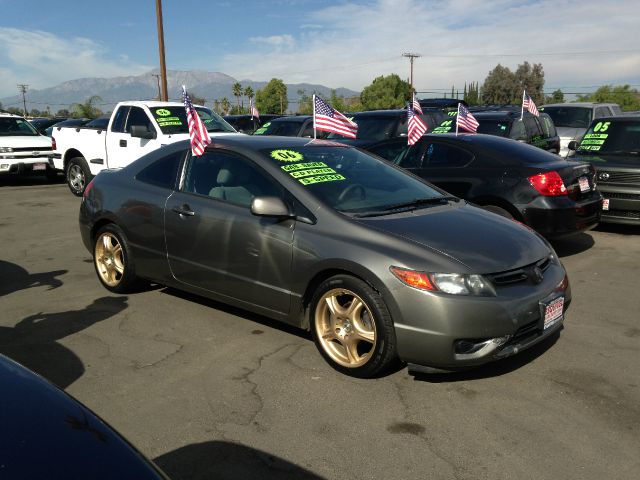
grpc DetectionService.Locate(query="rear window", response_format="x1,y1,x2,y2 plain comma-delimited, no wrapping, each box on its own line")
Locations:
542,106,592,128
253,120,303,136
327,116,399,141
476,120,511,137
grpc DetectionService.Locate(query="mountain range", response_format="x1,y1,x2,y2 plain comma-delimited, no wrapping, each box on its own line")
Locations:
0,69,360,115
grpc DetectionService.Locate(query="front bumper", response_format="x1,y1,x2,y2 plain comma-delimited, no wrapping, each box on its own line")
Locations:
0,155,55,175
599,186,640,224
391,260,570,369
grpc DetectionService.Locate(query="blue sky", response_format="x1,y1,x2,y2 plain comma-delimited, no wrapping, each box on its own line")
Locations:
1,0,639,99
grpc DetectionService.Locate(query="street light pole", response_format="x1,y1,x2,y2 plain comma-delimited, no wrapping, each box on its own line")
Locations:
155,0,169,101
17,84,28,116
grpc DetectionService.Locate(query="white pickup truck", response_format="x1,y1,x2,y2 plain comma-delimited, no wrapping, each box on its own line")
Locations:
52,101,238,195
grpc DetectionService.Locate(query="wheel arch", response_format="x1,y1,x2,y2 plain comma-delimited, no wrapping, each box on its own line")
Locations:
468,195,523,221
63,149,85,170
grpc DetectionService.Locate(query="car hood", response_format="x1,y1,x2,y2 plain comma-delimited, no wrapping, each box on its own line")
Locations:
556,127,586,140
1,135,52,148
357,203,550,273
575,153,640,168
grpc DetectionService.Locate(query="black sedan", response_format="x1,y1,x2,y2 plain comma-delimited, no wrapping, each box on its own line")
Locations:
80,137,569,377
0,354,169,479
569,116,640,225
365,134,602,238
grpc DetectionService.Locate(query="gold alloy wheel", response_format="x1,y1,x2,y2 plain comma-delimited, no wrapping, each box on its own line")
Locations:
315,288,377,368
94,232,125,287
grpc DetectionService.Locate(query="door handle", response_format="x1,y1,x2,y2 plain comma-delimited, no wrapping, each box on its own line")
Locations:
172,205,195,216
120,139,127,147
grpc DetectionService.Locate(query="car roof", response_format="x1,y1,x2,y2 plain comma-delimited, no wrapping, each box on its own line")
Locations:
267,115,312,123
350,110,407,117
590,115,640,122
200,135,350,151
542,102,619,108
0,112,23,118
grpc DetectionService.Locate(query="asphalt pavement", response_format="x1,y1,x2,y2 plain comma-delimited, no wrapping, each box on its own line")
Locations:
1,176,639,480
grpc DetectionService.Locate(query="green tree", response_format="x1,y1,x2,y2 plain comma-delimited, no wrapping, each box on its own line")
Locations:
213,99,221,114
481,62,545,105
56,108,70,117
30,108,43,117
297,89,313,114
464,81,480,105
577,85,640,111
244,86,254,107
514,61,545,105
220,97,231,115
545,89,565,104
71,95,103,118
189,93,206,106
330,90,346,112
232,82,243,112
256,78,288,114
360,74,411,110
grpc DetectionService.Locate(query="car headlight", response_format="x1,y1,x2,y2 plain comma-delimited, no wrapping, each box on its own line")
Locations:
390,267,496,296
0,147,14,153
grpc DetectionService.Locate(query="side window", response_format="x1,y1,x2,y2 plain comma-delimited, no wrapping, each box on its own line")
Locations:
300,121,314,138
111,106,130,133
540,115,557,137
594,107,609,119
368,140,407,162
424,143,473,168
397,143,426,168
396,116,408,136
125,107,154,134
135,150,184,189
509,120,527,140
523,116,542,139
182,151,283,207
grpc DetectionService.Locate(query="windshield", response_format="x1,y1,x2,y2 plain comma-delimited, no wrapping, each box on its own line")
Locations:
261,145,445,214
327,116,399,141
0,117,39,136
150,106,235,135
253,120,303,136
542,106,592,128
575,120,640,155
476,120,511,137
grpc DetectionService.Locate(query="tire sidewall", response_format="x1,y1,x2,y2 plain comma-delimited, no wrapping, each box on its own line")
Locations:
310,274,396,378
66,157,91,197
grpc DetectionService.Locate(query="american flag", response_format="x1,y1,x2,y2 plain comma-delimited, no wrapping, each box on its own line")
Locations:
407,104,427,145
523,91,539,117
313,95,358,138
456,103,479,133
250,99,259,119
412,93,423,114
182,85,211,156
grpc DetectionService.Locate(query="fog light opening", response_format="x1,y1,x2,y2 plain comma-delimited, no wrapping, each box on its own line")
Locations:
454,335,511,360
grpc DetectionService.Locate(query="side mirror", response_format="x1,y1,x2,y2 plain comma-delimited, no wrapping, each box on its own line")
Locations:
251,196,292,218
130,125,157,140
567,140,578,151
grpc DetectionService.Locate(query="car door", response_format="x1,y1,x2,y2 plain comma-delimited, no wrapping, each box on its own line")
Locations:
105,106,160,169
164,149,294,314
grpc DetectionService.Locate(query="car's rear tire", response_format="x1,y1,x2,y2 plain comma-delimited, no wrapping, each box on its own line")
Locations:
310,275,397,378
66,157,92,197
93,224,142,294
482,204,514,220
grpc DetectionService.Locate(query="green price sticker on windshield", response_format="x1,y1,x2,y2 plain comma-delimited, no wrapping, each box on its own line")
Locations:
270,149,304,162
155,109,171,117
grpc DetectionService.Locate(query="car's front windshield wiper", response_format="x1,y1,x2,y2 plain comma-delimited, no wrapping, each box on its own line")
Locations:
352,196,459,218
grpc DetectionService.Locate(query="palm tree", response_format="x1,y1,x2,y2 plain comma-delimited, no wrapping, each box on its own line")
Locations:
232,82,243,113
221,97,231,115
244,86,254,111
71,95,103,119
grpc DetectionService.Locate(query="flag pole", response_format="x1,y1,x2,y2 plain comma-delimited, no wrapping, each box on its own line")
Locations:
312,94,317,139
521,90,525,120
455,102,460,136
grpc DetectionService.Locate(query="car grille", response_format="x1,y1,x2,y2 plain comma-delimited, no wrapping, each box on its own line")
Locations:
598,171,640,185
604,209,640,219
6,146,53,152
488,256,551,286
604,192,640,200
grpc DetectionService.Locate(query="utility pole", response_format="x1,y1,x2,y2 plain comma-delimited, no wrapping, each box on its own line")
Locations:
402,53,421,92
155,0,169,101
17,84,29,116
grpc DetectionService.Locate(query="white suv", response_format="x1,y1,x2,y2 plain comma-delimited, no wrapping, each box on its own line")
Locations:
0,113,55,177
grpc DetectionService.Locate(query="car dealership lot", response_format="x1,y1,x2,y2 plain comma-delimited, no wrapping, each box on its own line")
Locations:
1,178,638,480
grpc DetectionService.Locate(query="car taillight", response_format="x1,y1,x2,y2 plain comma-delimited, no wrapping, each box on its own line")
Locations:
51,136,56,150
83,178,95,199
528,171,567,196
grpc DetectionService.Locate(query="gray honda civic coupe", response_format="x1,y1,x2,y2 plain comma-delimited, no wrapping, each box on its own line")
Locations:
79,136,570,378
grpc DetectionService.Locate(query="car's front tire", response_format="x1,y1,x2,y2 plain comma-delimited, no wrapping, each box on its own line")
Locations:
93,224,142,294
310,275,397,378
66,157,92,196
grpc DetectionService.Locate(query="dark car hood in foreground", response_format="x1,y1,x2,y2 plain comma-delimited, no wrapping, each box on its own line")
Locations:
575,153,640,168
357,203,550,273
0,355,167,479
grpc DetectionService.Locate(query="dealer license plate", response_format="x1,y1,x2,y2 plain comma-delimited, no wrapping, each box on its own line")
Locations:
542,296,564,330
602,198,610,211
32,163,47,171
578,176,590,192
